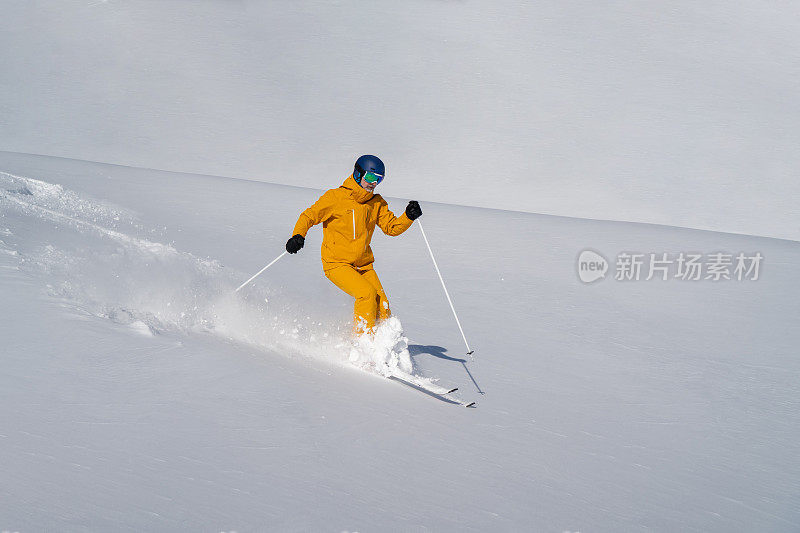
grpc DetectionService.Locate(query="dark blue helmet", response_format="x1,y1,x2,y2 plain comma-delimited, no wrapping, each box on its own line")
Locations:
354,155,385,183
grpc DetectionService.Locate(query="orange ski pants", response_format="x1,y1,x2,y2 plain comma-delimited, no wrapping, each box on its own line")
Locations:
324,265,391,334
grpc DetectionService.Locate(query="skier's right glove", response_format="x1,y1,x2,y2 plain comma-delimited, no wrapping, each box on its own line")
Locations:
405,200,422,221
285,234,305,254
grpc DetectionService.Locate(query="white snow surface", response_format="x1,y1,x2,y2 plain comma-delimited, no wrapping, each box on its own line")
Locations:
1,2,799,240
1,152,799,531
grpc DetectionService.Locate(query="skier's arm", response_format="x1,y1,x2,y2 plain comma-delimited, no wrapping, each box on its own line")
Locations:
376,198,415,236
292,191,336,237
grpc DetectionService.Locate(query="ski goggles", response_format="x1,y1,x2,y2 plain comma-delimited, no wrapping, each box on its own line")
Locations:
362,170,384,184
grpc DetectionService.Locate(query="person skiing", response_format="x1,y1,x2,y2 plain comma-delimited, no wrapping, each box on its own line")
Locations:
285,155,422,335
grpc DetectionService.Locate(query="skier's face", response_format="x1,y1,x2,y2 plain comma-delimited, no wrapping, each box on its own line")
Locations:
359,170,383,193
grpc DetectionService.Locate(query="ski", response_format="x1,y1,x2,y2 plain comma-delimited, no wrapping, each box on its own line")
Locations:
386,370,477,408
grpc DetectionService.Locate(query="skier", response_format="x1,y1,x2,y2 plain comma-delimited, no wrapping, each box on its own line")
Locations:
285,155,422,335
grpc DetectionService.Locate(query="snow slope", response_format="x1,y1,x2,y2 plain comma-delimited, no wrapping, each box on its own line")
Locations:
1,152,799,531
2,2,799,240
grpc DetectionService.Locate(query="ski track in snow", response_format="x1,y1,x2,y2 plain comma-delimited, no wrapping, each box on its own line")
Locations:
0,170,433,388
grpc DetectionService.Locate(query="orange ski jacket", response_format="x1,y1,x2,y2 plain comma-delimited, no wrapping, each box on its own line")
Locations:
292,175,414,271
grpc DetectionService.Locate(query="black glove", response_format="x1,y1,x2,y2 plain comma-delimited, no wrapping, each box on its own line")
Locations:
285,234,305,254
405,200,422,221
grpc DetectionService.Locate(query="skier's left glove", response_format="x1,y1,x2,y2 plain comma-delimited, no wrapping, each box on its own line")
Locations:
286,234,305,254
405,200,422,221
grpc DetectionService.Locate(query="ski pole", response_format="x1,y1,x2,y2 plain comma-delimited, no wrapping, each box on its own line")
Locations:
418,220,474,359
235,251,287,293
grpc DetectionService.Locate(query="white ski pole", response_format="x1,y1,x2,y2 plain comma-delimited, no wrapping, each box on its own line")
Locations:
418,220,474,358
235,251,287,293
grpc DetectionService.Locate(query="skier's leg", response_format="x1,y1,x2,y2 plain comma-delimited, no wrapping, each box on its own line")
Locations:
359,268,391,321
324,265,379,334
